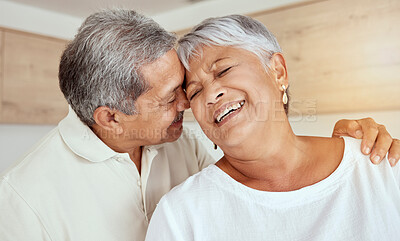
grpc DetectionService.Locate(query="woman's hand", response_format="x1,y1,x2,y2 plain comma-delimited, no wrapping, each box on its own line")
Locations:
332,118,399,166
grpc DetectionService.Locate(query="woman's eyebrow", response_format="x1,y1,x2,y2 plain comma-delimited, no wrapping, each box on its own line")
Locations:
186,81,197,90
209,57,230,71
185,57,231,90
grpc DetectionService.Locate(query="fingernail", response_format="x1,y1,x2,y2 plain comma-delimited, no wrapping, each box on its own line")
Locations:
373,155,380,164
355,130,363,138
364,147,371,154
389,158,396,166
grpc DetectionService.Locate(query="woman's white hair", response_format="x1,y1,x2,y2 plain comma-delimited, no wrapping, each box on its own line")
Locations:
177,14,289,114
177,14,282,71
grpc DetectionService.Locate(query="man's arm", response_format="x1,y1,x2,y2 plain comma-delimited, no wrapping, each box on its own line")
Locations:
332,118,400,166
0,179,52,241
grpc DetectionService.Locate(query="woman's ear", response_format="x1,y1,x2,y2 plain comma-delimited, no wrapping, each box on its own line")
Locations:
92,106,123,135
270,53,288,87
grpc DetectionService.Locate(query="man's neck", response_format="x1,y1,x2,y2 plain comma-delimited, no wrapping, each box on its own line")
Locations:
104,139,143,175
129,146,143,175
91,126,144,175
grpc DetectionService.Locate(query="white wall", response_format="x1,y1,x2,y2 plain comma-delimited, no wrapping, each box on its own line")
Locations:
152,0,305,32
0,124,55,173
0,0,305,39
0,0,83,39
1,110,399,173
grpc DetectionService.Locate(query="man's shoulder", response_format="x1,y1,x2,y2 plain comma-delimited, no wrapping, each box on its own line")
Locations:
1,126,70,187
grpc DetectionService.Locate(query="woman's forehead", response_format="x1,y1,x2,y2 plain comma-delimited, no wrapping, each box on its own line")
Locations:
188,46,233,69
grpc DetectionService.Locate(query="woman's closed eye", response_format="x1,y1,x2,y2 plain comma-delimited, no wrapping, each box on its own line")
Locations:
216,66,233,78
189,89,202,101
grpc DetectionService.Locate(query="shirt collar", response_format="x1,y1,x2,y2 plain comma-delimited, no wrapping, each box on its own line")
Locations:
58,106,165,163
58,106,118,162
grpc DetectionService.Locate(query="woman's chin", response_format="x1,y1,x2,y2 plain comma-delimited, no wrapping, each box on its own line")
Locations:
207,123,257,151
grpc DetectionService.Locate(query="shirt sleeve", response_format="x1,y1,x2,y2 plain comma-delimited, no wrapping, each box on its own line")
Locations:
0,178,52,241
145,197,189,241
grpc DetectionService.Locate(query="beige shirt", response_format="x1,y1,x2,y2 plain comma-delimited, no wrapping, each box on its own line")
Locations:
0,107,214,241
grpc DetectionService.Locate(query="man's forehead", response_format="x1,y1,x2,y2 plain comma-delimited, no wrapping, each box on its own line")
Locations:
147,72,183,99
141,51,183,80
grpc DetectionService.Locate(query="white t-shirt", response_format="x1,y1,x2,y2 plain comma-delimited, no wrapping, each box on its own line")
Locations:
146,137,400,241
0,107,215,241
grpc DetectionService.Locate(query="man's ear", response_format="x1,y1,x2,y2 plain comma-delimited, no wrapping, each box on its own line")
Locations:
93,106,123,135
269,53,288,87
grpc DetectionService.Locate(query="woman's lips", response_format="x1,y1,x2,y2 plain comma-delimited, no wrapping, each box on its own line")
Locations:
215,101,245,127
213,100,245,122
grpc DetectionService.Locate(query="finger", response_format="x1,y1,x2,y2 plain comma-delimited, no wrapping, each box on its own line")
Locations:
332,119,363,138
369,125,392,164
357,118,379,155
388,139,400,167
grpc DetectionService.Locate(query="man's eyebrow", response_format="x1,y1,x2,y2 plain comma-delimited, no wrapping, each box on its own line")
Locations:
163,85,180,100
209,57,230,71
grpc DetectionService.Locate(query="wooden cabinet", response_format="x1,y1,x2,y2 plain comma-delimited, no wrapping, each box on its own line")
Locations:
0,28,69,124
176,0,400,118
252,0,400,116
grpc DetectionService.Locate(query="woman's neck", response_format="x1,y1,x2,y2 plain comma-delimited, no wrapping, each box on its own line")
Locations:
216,135,344,192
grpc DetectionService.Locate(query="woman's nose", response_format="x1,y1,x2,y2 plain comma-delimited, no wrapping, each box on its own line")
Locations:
206,86,226,106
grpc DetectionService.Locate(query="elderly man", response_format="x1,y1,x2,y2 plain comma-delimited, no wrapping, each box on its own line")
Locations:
0,9,398,241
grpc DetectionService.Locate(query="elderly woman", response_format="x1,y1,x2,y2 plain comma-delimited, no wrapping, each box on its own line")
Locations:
145,15,400,241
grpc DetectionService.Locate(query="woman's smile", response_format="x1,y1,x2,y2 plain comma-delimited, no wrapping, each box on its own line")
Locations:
214,100,245,126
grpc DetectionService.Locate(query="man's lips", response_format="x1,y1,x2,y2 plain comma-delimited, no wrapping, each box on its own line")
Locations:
170,112,184,127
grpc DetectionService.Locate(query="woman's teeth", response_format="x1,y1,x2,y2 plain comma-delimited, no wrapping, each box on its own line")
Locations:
216,101,245,123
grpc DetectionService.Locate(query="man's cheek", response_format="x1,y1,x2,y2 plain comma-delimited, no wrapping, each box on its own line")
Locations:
162,110,176,121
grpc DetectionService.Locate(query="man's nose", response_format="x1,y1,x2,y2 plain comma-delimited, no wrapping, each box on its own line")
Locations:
177,87,190,111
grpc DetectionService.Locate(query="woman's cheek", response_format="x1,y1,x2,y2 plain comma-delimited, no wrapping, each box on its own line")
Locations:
191,103,202,121
191,102,207,125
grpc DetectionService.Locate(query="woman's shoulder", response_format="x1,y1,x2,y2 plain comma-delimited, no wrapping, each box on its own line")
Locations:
341,136,398,175
342,137,377,165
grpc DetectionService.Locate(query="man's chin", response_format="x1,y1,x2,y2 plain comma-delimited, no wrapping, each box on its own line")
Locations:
163,125,183,142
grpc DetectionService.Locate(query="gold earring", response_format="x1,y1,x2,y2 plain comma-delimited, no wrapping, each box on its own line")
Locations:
214,143,218,150
282,85,288,105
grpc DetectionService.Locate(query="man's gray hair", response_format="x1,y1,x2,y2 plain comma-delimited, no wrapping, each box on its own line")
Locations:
177,14,282,71
177,14,289,114
59,9,176,126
